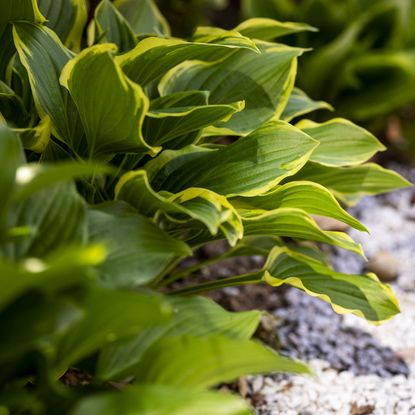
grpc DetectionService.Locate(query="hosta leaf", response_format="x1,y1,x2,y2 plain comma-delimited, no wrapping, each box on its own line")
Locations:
159,42,303,134
146,91,244,148
263,247,400,323
16,116,52,153
88,201,191,288
116,170,243,246
242,207,364,256
37,0,87,50
133,335,309,388
0,294,83,363
60,43,157,158
233,181,367,232
337,51,415,120
114,0,170,36
97,295,260,380
0,0,45,78
282,87,333,122
290,162,411,202
4,183,87,260
92,0,137,52
0,126,23,228
0,81,29,127
143,121,318,197
297,118,385,167
12,162,113,202
54,288,171,372
116,35,258,87
13,22,85,152
234,17,317,40
71,385,251,415
0,0,44,38
0,245,103,311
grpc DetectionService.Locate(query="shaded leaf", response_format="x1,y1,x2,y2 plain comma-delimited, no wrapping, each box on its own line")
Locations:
37,0,87,50
114,0,170,36
116,34,258,87
116,170,243,246
92,0,136,52
146,91,244,148
97,295,260,380
54,288,171,372
88,201,191,288
160,42,303,134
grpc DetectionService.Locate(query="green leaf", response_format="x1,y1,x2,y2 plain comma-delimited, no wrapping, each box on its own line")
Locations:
337,51,415,120
114,0,170,36
289,162,411,203
116,35,258,87
159,42,303,134
13,22,85,152
37,0,87,50
16,116,52,153
241,207,364,256
233,181,367,232
60,43,158,158
0,245,104,312
92,0,137,52
146,91,244,148
234,17,317,40
263,246,400,323
142,121,318,197
11,161,113,202
116,170,244,246
54,288,171,372
0,0,45,78
97,295,260,380
71,385,251,415
3,183,87,260
0,126,23,229
0,294,83,364
297,118,385,167
132,335,309,388
88,201,191,288
282,87,333,122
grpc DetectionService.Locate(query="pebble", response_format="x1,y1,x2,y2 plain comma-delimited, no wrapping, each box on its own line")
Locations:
367,251,401,282
248,165,415,414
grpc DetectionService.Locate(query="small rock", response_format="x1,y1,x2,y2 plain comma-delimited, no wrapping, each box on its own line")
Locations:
350,403,375,415
367,251,401,282
237,377,249,398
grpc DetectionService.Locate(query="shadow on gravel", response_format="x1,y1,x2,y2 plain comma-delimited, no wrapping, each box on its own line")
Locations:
276,289,410,378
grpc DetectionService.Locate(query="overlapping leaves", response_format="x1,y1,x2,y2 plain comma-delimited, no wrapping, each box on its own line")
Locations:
0,1,411,415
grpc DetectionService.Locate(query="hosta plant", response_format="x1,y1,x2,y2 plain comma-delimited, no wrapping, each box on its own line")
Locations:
242,0,415,123
0,0,410,414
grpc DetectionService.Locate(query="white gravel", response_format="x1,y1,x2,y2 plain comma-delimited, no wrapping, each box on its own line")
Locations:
249,164,415,415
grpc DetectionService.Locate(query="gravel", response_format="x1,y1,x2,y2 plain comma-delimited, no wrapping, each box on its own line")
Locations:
248,164,415,415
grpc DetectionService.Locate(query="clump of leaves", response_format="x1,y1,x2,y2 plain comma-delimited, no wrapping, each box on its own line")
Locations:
243,0,415,122
0,0,410,414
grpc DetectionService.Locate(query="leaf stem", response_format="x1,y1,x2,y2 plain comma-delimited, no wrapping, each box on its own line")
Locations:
169,271,263,296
